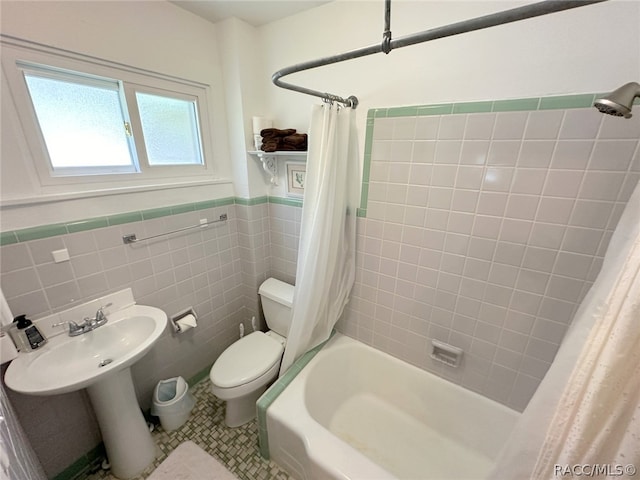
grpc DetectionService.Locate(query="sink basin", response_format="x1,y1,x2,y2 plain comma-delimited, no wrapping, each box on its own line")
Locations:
4,302,167,479
4,304,167,396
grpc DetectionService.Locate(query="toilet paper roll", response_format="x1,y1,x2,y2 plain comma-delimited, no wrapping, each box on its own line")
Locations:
175,314,197,333
252,116,272,135
1,333,19,364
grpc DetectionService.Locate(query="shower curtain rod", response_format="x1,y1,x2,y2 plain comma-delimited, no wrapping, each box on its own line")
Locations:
272,0,607,108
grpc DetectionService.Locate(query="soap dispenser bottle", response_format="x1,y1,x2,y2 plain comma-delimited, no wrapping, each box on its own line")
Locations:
13,314,47,351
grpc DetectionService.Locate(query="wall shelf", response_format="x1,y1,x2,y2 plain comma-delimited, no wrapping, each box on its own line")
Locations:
248,151,307,185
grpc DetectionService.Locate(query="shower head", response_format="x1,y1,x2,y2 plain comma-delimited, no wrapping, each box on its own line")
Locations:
594,82,640,119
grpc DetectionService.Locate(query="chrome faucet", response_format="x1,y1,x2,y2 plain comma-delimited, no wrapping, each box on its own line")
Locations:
52,319,90,337
52,303,112,337
94,303,111,326
61,320,84,336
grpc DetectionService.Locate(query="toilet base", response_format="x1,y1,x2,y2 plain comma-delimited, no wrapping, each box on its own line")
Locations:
224,384,269,427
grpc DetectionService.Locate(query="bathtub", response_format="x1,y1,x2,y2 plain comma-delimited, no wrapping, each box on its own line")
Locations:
265,333,520,480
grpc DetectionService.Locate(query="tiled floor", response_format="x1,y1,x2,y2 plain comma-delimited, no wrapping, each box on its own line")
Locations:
81,379,293,480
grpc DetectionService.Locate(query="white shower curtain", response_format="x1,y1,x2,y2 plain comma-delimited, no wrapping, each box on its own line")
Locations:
279,103,358,375
491,182,640,479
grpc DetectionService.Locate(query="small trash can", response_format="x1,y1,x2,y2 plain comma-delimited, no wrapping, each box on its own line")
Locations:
151,376,195,432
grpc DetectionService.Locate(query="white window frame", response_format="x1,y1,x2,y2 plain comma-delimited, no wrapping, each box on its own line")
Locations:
19,62,141,177
123,83,206,173
2,40,215,188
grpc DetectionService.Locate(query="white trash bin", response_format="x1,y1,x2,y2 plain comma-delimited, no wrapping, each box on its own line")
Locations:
151,376,195,432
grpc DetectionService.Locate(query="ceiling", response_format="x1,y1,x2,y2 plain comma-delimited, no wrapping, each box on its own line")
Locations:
170,1,332,27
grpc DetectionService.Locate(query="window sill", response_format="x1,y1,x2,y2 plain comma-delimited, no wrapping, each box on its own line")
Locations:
0,177,232,208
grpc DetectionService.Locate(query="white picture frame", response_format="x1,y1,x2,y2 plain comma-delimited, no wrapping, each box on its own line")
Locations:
286,162,306,198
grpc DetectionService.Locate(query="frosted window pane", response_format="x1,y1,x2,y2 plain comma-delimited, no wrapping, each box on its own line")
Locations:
24,74,133,169
136,93,203,166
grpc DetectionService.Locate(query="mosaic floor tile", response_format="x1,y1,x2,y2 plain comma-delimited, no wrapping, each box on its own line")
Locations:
80,379,293,480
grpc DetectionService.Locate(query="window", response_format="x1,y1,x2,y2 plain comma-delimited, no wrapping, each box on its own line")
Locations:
135,92,203,167
22,65,138,176
2,41,213,188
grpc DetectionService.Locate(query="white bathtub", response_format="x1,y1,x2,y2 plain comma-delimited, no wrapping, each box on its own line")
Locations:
266,333,520,480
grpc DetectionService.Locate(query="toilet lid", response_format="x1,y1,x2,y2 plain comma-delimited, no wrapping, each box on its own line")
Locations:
210,331,284,388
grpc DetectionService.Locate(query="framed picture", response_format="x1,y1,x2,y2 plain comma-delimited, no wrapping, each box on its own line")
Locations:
286,162,306,198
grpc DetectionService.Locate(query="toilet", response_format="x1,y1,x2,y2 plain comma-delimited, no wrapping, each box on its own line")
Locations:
209,277,294,427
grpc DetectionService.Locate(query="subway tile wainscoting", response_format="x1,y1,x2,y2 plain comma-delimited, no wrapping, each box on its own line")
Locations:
0,94,638,477
0,200,270,478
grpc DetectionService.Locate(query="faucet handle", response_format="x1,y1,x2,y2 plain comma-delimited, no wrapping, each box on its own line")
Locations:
52,320,83,335
95,303,113,324
52,320,77,328
97,302,113,313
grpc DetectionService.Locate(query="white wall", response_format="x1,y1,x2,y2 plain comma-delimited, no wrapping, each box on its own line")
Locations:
256,0,640,150
216,17,274,199
0,1,234,230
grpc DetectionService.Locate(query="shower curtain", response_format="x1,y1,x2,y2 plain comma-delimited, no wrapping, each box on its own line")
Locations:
279,103,358,375
491,182,640,478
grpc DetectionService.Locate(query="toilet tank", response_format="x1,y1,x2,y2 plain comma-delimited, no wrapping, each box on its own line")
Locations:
258,278,294,337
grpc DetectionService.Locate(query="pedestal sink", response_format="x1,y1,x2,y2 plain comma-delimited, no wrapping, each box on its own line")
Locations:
4,301,167,479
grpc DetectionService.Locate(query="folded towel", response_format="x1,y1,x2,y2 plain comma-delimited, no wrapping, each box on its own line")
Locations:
261,141,307,152
260,130,307,152
260,128,296,138
282,133,307,146
261,141,280,153
275,144,302,151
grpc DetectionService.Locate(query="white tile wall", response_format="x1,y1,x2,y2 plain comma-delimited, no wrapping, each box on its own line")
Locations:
268,203,301,284
236,203,271,325
337,105,640,411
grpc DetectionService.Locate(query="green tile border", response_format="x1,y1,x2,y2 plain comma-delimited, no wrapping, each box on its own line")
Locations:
256,331,335,460
66,217,109,233
539,94,596,110
358,113,376,215
0,231,18,246
141,206,174,220
453,100,493,114
380,93,598,116
387,105,418,117
0,196,301,245
492,98,540,112
51,442,105,480
16,223,68,242
187,364,213,388
107,211,143,226
416,103,454,116
235,196,269,206
267,196,303,208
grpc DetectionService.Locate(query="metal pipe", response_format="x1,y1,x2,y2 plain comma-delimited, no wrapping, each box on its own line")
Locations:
382,0,392,54
272,0,607,108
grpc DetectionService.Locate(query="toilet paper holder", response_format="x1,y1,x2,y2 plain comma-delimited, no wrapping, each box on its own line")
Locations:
171,308,198,333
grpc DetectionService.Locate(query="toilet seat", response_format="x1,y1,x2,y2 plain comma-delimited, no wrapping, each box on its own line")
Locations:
210,331,284,388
